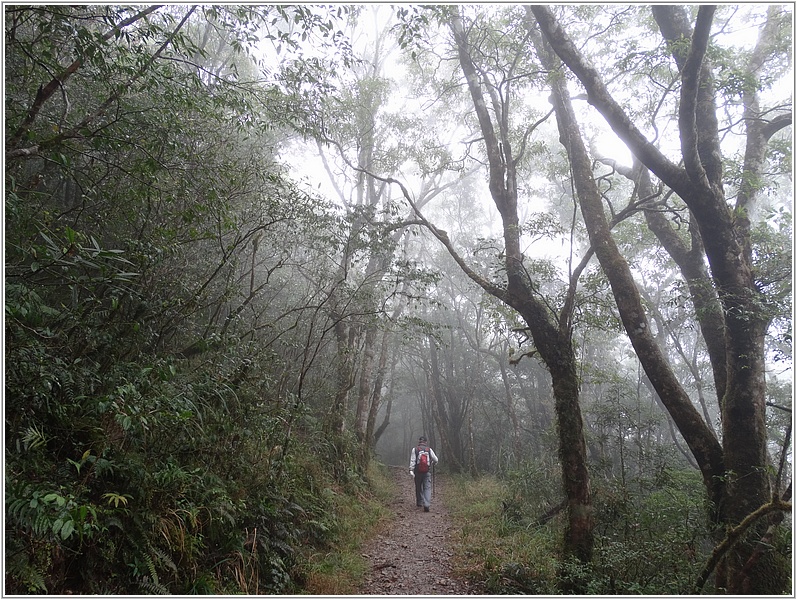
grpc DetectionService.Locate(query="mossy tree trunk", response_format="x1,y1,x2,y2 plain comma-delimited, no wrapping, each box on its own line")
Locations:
448,9,594,565
531,5,791,592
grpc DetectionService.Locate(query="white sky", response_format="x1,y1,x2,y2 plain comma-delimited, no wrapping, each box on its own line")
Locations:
279,4,791,247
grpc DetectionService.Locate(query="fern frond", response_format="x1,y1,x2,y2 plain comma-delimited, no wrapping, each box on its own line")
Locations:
22,424,48,452
26,568,48,593
149,545,177,573
144,553,157,584
32,512,52,536
59,374,76,402
6,552,48,593
139,577,168,595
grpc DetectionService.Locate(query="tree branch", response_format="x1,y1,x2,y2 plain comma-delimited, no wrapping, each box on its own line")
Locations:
8,5,164,149
694,497,792,593
364,170,511,304
530,5,691,197
49,6,198,149
678,5,716,189
651,5,723,187
449,11,509,213
762,112,792,140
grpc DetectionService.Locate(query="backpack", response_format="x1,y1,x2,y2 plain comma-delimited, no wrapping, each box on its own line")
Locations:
416,445,431,474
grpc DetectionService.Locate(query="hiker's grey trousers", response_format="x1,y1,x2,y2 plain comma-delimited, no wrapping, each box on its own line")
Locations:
414,472,431,508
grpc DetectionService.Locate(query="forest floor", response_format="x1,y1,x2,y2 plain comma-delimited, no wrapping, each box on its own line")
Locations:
357,465,480,595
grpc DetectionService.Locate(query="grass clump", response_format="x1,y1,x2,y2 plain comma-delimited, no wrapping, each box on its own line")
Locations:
299,461,396,594
445,474,560,594
443,465,754,595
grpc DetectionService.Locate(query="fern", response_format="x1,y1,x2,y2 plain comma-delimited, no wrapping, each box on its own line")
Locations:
130,543,178,594
57,371,77,403
21,424,48,452
6,484,53,536
6,482,34,523
31,511,53,537
144,552,158,584
149,544,178,574
5,550,48,593
139,577,169,595
105,515,125,531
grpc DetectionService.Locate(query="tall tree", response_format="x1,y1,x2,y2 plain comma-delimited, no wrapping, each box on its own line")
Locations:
304,6,484,465
530,5,791,592
389,6,597,565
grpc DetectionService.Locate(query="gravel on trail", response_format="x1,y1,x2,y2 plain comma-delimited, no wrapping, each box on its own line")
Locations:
357,465,479,595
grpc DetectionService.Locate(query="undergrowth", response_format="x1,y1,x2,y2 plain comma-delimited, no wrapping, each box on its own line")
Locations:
444,465,762,595
299,461,396,594
445,474,560,594
4,279,378,595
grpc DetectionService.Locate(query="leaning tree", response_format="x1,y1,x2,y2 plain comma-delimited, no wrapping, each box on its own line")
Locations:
529,5,791,593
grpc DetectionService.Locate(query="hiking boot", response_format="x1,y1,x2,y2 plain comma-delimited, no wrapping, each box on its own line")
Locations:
424,506,430,512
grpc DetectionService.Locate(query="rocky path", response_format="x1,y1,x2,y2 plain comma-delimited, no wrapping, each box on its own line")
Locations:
357,465,477,595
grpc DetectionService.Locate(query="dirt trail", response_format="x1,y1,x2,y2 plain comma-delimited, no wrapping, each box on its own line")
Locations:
357,465,477,595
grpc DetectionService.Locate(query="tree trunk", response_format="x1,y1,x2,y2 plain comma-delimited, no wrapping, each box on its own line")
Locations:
532,5,789,592
373,341,400,446
354,324,378,442
429,337,465,473
601,160,728,404
365,326,393,449
449,10,593,565
328,315,358,437
467,411,478,477
497,354,523,468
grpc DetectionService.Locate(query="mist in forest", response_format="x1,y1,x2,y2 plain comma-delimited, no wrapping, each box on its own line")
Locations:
5,4,792,595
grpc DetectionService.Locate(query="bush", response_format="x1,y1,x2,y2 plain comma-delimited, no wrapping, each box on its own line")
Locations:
442,465,723,595
4,297,363,594
445,474,560,594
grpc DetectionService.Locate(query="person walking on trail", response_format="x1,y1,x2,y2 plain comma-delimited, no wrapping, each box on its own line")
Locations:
409,435,438,512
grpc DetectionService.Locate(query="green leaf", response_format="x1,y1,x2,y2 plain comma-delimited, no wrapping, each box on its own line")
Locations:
59,520,75,540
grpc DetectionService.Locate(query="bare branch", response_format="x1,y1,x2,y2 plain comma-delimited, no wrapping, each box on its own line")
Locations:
530,5,692,198
364,169,511,303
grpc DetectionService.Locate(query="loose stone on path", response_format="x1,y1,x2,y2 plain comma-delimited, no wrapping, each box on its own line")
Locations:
357,466,476,595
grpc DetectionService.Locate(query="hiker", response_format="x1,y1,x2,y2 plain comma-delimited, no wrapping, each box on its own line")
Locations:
409,435,438,512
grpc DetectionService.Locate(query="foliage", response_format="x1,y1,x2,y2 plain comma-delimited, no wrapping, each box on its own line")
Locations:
5,4,792,595
301,461,396,594
446,467,723,595
4,308,361,594
585,469,711,594
4,5,377,595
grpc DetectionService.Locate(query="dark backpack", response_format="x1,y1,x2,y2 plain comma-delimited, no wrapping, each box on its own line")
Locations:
416,445,431,474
